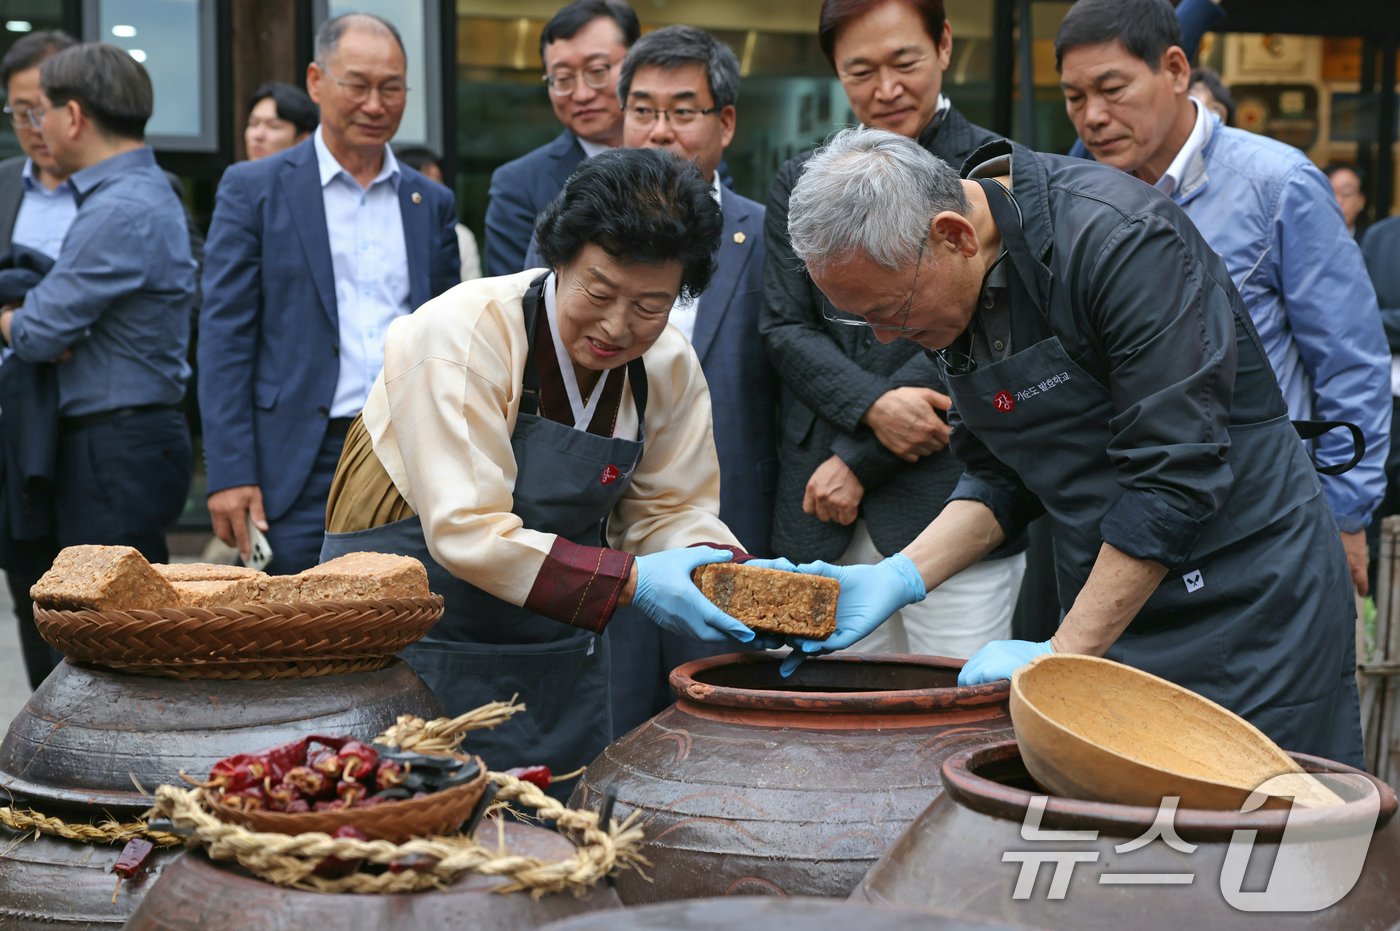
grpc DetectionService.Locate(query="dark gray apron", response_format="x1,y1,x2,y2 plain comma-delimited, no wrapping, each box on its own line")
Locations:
321,276,648,797
941,179,1362,766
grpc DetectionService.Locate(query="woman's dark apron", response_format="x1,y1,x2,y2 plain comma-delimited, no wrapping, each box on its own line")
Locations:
941,179,1362,766
320,278,648,795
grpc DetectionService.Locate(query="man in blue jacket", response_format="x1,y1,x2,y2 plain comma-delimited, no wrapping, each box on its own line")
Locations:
1057,0,1391,597
484,0,638,277
200,13,459,574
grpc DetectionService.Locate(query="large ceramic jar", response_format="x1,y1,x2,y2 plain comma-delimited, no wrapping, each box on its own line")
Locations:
124,818,621,931
852,741,1400,930
535,897,1025,931
0,659,442,929
569,652,1012,902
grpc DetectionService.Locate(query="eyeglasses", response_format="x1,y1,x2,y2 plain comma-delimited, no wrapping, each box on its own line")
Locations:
316,62,408,106
822,236,927,332
544,61,614,96
24,104,45,130
625,105,720,127
2,105,35,129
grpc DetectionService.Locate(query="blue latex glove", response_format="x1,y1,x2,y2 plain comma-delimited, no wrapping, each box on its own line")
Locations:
781,554,927,676
957,639,1054,686
633,547,756,643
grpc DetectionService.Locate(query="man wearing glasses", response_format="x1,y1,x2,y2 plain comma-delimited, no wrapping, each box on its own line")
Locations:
484,0,639,277
775,128,1363,768
200,12,460,574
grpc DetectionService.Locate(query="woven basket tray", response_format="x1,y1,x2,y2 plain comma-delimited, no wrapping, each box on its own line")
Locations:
205,755,488,843
34,596,444,680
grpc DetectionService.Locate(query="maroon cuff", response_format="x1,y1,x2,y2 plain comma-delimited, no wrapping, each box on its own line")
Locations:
688,542,755,563
524,538,634,634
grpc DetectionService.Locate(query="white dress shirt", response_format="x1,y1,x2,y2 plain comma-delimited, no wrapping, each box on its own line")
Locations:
11,158,78,259
577,137,611,158
314,127,411,418
1153,97,1208,199
666,173,724,343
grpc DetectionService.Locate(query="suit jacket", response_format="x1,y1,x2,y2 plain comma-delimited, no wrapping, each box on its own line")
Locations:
760,104,1002,562
0,154,206,303
520,187,778,556
199,137,460,521
485,130,585,278
1363,215,1400,356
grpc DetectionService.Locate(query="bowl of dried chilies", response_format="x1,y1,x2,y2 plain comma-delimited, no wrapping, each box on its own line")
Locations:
187,734,487,842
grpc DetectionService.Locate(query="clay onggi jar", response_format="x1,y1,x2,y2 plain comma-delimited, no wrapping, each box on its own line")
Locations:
569,652,1013,902
852,740,1400,930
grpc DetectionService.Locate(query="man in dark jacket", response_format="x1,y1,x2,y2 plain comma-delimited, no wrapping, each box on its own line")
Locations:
780,129,1361,767
761,0,1022,660
1362,215,1400,591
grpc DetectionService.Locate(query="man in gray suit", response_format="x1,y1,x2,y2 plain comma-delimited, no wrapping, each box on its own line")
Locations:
0,30,204,689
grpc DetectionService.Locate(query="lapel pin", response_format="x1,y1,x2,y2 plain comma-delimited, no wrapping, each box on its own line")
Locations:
411,191,422,204
734,232,746,244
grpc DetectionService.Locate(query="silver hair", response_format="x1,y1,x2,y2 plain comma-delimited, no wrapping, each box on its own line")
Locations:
315,12,407,67
788,127,971,273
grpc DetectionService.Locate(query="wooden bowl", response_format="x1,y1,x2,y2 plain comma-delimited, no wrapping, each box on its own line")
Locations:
1009,654,1342,810
207,755,488,843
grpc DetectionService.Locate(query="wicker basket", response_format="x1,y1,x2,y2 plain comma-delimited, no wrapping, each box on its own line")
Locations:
34,596,444,680
205,754,488,843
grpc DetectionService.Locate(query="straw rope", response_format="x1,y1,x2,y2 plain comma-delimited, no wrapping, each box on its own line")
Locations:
0,806,183,847
149,774,645,895
373,699,524,754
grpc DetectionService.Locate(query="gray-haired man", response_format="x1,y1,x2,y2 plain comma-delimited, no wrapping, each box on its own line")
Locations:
771,127,1362,767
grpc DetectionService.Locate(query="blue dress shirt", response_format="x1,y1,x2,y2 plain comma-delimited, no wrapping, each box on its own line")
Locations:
10,159,77,259
9,147,195,416
312,127,410,418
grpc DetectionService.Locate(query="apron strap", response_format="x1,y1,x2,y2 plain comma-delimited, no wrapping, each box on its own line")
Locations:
975,178,1051,312
1291,419,1366,475
518,272,649,426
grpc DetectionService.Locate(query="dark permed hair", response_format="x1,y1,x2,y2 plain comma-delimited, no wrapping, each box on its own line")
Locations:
40,43,151,140
540,0,640,63
534,147,722,301
250,81,319,134
1054,0,1182,72
0,30,76,89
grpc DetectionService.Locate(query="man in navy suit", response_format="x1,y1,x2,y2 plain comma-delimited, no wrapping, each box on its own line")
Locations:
484,0,638,277
605,24,778,734
199,13,459,574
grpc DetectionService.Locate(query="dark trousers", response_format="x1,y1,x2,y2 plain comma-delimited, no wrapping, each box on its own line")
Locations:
1367,398,1400,594
5,534,61,689
605,604,742,740
56,407,192,564
263,427,346,575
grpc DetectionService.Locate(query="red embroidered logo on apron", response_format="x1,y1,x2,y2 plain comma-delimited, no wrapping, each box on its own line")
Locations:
600,465,620,484
993,391,1015,412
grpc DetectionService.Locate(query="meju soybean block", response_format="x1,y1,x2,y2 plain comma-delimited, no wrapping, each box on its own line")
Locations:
296,552,430,601
32,545,182,611
153,563,266,582
690,563,839,639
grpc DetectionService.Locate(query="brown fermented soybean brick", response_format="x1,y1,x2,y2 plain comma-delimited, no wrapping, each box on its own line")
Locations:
31,545,182,610
690,563,839,639
153,563,266,582
172,579,247,607
296,552,430,600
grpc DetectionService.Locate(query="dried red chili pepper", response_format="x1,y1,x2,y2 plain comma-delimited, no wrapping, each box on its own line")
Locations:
198,737,308,791
374,760,406,790
111,837,154,903
284,766,329,798
263,780,301,810
337,740,379,781
351,796,392,808
313,799,346,812
221,785,267,812
284,799,311,813
310,749,343,779
337,780,367,805
307,734,349,751
312,824,367,878
504,765,552,790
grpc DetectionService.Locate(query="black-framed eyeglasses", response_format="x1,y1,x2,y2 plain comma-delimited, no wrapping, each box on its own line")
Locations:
625,105,719,127
544,61,615,96
822,236,926,332
929,345,977,376
316,62,408,106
